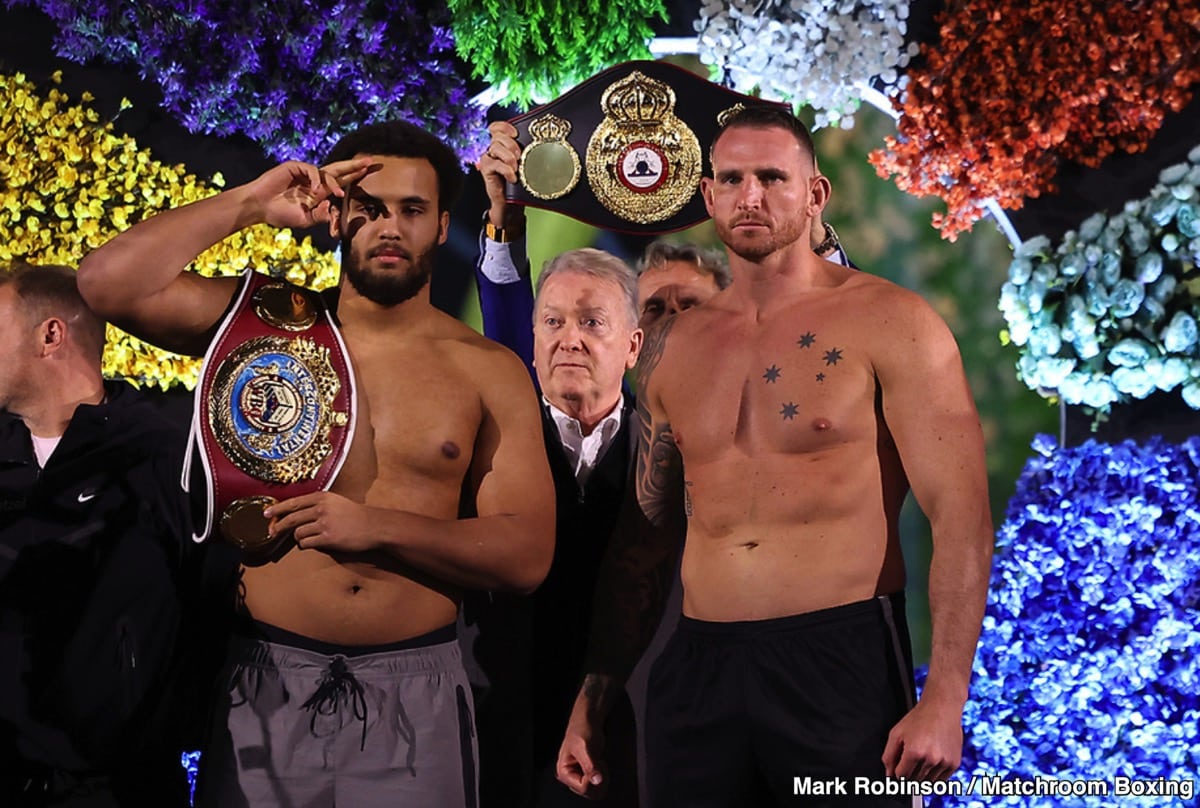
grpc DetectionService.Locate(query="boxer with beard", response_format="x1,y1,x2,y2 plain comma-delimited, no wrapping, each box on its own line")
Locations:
77,120,556,808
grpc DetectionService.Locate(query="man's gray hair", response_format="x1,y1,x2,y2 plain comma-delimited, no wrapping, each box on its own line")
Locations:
534,248,640,327
637,241,733,290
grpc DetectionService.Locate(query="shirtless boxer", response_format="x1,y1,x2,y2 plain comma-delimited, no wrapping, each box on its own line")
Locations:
77,121,555,808
557,106,993,806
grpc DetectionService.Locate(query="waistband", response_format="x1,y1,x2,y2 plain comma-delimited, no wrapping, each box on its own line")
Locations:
235,617,456,657
676,592,906,637
229,621,461,675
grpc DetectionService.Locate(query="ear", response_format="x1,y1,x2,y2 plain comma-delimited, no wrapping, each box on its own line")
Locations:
437,210,450,246
809,174,831,218
700,176,716,217
39,317,68,356
328,199,343,240
627,327,645,369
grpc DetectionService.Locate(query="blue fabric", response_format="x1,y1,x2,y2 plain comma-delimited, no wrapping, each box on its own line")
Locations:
475,229,537,388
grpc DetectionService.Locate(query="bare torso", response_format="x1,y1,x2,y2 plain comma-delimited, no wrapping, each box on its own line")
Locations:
655,267,911,620
242,309,492,644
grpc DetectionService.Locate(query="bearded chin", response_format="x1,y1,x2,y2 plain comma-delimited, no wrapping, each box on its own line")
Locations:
341,241,434,306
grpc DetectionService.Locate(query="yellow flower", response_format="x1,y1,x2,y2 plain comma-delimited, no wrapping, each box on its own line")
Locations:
1,73,341,388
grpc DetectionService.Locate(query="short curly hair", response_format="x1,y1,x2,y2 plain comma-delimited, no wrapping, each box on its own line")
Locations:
326,121,464,212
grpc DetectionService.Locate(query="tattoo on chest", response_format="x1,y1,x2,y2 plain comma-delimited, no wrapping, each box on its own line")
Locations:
760,330,845,419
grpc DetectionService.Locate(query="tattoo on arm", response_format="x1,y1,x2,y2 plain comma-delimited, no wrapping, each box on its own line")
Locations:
586,316,685,680
634,314,674,391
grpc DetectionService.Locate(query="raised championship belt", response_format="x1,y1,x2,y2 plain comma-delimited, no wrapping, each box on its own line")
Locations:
504,59,790,235
187,271,356,555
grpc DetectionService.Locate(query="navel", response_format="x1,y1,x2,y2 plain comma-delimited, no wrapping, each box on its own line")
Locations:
441,441,461,460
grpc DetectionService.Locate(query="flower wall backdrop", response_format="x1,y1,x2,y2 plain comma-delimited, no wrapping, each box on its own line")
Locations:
448,0,668,109
869,0,1200,241
931,435,1200,807
0,71,340,389
7,0,490,163
694,0,916,129
999,148,1200,414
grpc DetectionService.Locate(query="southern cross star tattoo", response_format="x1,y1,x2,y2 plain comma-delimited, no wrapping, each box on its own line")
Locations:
816,372,826,383
823,347,843,365
763,365,782,383
797,331,816,349
780,402,799,420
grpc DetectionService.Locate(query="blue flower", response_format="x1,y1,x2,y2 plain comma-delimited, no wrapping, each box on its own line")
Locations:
1178,203,1200,238
1109,279,1145,318
1135,250,1163,283
1162,311,1198,354
953,437,1200,806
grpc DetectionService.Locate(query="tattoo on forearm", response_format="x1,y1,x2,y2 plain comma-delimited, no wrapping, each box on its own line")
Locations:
636,409,681,526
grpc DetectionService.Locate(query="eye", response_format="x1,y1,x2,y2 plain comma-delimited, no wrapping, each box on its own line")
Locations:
583,317,603,328
357,200,384,218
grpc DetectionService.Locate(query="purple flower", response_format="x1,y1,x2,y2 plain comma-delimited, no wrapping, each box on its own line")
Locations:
17,0,488,163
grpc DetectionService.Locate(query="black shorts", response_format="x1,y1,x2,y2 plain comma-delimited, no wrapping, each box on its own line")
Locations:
644,593,917,807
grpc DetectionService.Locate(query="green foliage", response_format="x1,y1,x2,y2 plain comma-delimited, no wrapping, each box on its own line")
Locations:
448,0,667,109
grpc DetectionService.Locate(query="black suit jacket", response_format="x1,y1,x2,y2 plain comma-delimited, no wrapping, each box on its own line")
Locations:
468,399,639,808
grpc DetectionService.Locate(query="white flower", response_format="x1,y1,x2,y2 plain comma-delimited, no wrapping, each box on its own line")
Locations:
1146,357,1191,391
1162,311,1198,354
1182,382,1200,409
694,0,912,129
1079,377,1120,409
1112,367,1157,398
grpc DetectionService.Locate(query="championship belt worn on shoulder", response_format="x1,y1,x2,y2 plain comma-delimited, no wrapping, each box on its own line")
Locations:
185,271,357,556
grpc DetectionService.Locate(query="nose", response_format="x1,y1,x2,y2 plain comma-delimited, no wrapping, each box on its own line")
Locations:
736,178,764,209
557,321,584,351
373,208,401,239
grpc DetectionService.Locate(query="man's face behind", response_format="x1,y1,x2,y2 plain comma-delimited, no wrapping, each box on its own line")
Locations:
0,285,34,412
534,270,640,410
637,260,721,330
332,155,449,306
704,125,816,262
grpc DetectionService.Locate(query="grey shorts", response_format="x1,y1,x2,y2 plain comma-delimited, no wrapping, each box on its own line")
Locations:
198,625,478,808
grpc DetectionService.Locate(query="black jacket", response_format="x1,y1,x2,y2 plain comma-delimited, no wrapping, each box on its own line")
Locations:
469,398,638,807
0,382,199,803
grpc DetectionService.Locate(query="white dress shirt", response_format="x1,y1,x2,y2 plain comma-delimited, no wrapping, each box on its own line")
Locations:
544,395,625,487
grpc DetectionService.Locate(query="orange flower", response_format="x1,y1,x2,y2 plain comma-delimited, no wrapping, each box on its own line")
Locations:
870,0,1200,240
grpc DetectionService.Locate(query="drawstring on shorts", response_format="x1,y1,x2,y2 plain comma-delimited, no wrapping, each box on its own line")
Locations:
301,656,370,750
